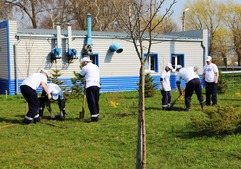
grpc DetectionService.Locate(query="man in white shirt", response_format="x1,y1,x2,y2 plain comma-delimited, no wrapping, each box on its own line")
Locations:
79,57,100,122
20,69,51,124
160,63,173,110
39,83,66,119
176,65,205,111
202,56,219,106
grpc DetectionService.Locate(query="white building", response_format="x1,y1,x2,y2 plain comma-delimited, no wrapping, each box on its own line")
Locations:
0,18,208,95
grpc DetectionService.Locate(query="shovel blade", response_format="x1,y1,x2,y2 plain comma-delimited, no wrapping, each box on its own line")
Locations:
79,111,84,119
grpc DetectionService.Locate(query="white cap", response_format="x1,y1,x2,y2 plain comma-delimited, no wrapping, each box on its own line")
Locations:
166,63,173,69
176,65,182,70
52,89,59,100
81,57,92,62
40,69,49,77
206,56,212,61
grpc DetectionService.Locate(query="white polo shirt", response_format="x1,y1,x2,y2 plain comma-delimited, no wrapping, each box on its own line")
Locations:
79,63,100,88
160,69,171,91
203,63,218,82
176,67,199,83
21,73,47,90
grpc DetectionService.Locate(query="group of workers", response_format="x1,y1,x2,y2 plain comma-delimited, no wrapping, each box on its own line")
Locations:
160,55,219,111
21,57,100,125
20,55,218,124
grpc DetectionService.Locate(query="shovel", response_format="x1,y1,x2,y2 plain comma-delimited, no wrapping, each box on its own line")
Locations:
169,89,185,110
169,94,182,110
79,88,86,119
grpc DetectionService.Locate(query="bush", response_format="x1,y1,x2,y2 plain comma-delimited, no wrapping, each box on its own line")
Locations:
217,69,228,94
144,73,158,97
190,105,241,135
70,71,85,98
137,73,158,98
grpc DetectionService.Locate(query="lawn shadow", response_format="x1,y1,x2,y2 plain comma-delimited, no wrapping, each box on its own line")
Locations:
0,117,22,124
170,129,233,140
64,117,85,122
145,106,185,111
168,106,185,111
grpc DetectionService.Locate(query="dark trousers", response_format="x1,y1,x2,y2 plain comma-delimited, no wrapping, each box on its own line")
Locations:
205,82,217,105
161,90,172,109
20,85,39,122
185,78,204,109
86,86,100,121
39,91,65,115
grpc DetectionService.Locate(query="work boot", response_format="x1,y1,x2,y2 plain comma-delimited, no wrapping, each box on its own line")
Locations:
23,118,32,125
162,107,167,110
33,114,40,123
39,107,43,117
59,111,66,120
34,117,40,123
200,101,205,110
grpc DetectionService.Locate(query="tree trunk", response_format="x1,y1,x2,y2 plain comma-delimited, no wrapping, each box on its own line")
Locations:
136,63,146,169
238,55,241,66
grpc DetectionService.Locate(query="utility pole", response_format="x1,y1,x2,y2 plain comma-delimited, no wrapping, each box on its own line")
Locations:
182,8,189,31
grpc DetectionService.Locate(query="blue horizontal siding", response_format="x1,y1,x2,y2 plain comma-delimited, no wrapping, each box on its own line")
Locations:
100,76,140,92
6,74,203,95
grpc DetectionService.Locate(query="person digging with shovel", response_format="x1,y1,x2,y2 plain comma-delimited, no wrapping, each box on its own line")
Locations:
175,65,205,111
79,57,100,122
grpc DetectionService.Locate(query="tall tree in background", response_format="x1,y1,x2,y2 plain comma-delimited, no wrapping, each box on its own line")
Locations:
68,0,125,31
37,0,71,29
4,0,71,29
5,0,41,28
222,1,241,66
3,0,177,32
212,26,232,66
152,16,178,33
113,0,176,168
0,1,13,21
184,0,223,56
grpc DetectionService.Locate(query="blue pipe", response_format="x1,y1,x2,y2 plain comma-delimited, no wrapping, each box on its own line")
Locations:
109,44,123,53
86,13,92,45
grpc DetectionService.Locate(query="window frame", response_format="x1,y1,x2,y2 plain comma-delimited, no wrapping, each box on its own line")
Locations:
171,53,185,69
144,53,158,73
82,53,99,66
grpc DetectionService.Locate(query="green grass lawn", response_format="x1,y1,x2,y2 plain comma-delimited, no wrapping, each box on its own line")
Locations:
0,82,241,169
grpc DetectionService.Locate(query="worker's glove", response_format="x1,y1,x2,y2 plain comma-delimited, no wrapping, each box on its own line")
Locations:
47,94,52,100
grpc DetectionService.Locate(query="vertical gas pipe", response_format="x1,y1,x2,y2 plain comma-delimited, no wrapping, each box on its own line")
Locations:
67,23,77,62
87,13,92,46
56,23,61,50
67,23,72,48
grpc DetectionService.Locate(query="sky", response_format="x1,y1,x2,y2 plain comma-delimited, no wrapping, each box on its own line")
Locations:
166,0,241,26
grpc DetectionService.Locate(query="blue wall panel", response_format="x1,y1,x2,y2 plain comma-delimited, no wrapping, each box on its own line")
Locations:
7,74,203,95
0,78,9,94
0,20,10,95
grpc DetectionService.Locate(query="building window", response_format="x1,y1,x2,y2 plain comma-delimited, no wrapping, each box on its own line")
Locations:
144,53,158,72
171,54,184,69
82,53,99,66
